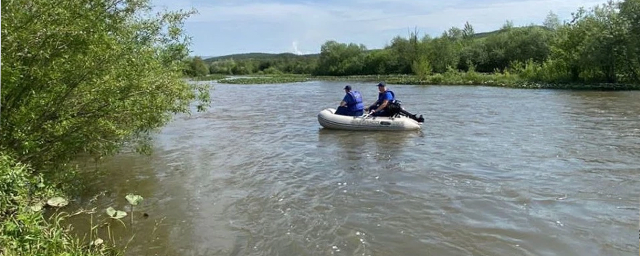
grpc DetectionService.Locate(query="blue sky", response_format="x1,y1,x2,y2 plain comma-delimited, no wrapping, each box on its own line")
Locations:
152,0,606,57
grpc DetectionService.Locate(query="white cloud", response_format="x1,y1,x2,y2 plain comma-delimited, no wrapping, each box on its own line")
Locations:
292,41,303,55
194,0,601,33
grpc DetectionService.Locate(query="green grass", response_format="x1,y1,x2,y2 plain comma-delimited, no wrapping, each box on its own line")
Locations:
0,154,152,256
191,74,229,81
308,72,526,87
217,76,311,84
212,72,640,90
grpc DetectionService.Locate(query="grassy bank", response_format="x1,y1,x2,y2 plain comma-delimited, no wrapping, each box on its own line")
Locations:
0,155,109,256
217,75,311,84
191,74,230,81
0,154,149,256
209,72,640,90
312,72,523,87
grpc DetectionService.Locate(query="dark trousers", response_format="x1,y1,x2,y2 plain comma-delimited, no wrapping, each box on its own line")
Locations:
335,106,364,116
371,109,394,117
369,104,394,117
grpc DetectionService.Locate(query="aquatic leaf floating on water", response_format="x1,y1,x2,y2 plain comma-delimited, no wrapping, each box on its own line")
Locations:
125,194,144,206
37,176,45,188
30,201,45,211
91,238,104,246
47,197,68,207
106,207,127,219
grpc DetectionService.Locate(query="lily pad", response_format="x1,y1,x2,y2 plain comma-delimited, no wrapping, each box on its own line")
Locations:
47,197,69,207
125,194,144,206
106,207,127,219
91,238,104,246
30,202,45,211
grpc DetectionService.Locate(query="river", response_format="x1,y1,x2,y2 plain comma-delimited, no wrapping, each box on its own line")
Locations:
71,81,640,256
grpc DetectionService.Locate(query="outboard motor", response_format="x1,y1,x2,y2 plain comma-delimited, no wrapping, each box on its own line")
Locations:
399,109,424,123
388,101,424,123
408,113,425,123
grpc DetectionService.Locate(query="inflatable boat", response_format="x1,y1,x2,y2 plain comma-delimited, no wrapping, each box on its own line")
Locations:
317,108,422,131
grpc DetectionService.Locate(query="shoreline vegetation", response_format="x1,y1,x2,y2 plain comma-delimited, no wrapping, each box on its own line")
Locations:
1,0,639,255
194,73,640,90
2,0,208,255
186,0,640,90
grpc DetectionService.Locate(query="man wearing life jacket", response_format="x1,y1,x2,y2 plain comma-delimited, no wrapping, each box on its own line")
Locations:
335,85,365,116
365,82,396,117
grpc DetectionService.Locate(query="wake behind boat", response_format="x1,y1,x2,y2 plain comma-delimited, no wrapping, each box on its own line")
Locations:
317,108,422,131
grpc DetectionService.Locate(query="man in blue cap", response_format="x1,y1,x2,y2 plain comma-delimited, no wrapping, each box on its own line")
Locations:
365,82,395,116
334,85,364,116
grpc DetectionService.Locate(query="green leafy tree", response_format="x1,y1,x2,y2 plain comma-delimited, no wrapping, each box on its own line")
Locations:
458,39,489,71
446,27,464,40
543,11,561,30
502,20,515,30
187,56,210,77
618,0,640,82
462,21,475,40
1,0,210,170
524,0,640,84
412,55,433,79
481,26,552,72
387,29,421,74
551,2,621,82
363,49,395,75
315,41,367,75
425,32,462,73
210,59,237,74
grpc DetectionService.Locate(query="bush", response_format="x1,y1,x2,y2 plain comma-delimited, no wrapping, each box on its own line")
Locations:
0,154,120,256
1,0,211,171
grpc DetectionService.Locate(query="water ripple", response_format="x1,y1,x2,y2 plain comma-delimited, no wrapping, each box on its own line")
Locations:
76,84,640,256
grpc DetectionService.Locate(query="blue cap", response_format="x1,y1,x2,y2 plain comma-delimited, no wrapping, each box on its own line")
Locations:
344,85,352,90
377,82,386,87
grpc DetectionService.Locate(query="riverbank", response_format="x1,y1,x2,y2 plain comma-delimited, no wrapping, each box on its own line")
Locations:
0,155,110,256
0,154,150,256
198,73,640,90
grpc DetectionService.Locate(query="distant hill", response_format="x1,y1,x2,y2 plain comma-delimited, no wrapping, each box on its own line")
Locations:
473,25,551,39
204,52,319,63
472,30,503,39
201,26,550,62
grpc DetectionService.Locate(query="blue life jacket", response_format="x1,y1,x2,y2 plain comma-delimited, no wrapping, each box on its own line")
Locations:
376,90,395,105
347,91,364,112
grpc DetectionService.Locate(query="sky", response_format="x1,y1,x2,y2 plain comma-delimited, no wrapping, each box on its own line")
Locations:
151,0,607,57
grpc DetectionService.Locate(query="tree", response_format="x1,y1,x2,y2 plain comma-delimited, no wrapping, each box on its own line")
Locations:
412,55,432,78
426,31,463,73
315,41,367,75
446,27,464,40
502,20,514,30
188,56,210,77
476,26,552,72
363,49,394,75
458,40,488,71
551,1,621,82
543,11,561,30
618,0,640,82
387,35,416,74
1,0,210,170
462,21,475,39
